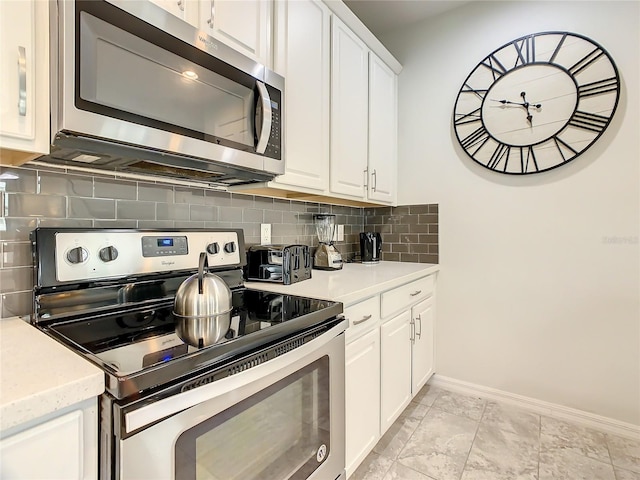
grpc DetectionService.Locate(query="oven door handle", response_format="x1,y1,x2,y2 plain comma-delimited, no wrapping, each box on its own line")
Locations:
123,319,347,434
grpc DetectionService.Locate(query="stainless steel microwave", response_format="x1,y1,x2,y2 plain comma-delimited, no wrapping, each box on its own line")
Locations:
47,0,284,187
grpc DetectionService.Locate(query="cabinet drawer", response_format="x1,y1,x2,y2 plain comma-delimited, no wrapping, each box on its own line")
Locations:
380,275,434,319
345,296,380,343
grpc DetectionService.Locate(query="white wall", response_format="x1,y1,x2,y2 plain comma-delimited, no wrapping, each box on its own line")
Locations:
382,1,640,425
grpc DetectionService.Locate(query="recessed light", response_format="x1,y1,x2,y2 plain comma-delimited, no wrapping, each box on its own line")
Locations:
182,70,198,80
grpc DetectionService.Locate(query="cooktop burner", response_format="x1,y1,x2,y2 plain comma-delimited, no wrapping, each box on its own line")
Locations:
42,288,340,398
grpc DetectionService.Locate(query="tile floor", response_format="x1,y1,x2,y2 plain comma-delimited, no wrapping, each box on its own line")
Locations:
351,384,640,480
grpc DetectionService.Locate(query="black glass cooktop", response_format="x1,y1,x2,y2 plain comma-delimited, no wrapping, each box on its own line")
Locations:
43,288,342,398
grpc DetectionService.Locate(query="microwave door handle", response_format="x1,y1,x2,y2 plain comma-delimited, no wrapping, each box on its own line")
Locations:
255,81,272,154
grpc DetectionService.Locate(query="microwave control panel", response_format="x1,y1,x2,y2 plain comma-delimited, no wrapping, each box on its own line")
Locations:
264,85,281,160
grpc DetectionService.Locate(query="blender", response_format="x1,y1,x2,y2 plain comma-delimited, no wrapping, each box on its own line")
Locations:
313,214,343,270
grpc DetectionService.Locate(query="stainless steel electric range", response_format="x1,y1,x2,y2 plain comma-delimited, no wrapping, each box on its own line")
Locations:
30,228,347,480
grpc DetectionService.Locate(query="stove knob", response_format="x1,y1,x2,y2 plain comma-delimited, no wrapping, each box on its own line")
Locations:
206,242,220,255
99,245,119,262
223,242,236,254
66,246,88,264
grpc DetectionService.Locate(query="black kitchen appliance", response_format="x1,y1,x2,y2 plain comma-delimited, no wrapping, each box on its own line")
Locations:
30,228,346,480
245,244,312,284
360,232,382,264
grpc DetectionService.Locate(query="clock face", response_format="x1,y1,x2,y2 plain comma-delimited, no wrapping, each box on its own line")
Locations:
453,32,620,174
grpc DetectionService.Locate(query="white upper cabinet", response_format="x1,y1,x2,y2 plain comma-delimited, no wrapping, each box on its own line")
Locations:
149,0,199,26
368,52,397,204
272,0,331,192
197,0,272,66
0,0,49,164
329,16,397,205
330,16,369,199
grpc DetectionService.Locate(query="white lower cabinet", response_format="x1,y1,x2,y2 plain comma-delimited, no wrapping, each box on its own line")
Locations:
380,310,412,433
345,327,380,477
0,399,98,480
411,296,435,394
345,273,436,477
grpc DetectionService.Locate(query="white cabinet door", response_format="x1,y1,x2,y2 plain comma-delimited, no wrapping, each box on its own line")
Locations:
149,0,198,26
329,16,368,198
0,411,84,479
345,328,380,477
198,0,271,65
367,53,397,204
411,296,435,394
272,0,330,192
0,0,49,160
380,310,412,432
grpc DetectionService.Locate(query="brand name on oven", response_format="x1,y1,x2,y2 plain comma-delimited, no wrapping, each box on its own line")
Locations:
161,260,175,266
198,35,219,51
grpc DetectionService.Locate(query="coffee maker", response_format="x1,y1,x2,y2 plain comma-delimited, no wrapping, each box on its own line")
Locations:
360,232,382,263
313,214,343,270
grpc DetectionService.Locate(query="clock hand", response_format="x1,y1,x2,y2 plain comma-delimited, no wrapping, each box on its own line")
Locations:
520,92,542,124
491,99,527,106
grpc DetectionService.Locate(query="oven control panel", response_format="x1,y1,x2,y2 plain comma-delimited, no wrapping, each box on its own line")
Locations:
141,236,189,257
53,230,243,283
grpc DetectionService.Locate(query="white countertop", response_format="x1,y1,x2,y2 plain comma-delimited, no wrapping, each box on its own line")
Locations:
0,261,436,434
245,261,439,306
0,317,104,433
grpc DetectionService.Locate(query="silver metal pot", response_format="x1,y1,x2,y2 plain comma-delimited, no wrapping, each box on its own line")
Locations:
173,252,232,347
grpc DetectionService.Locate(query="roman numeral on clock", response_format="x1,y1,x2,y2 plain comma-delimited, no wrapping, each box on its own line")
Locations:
549,33,568,64
553,136,578,162
454,107,482,126
513,35,535,66
578,77,618,98
520,146,538,173
568,47,605,76
568,111,609,133
487,143,510,170
460,126,490,153
481,55,507,80
460,83,487,100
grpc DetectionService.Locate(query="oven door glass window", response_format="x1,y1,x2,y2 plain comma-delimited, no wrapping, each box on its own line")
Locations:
175,356,330,480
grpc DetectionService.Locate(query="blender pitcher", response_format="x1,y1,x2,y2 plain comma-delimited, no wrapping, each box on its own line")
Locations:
313,214,343,270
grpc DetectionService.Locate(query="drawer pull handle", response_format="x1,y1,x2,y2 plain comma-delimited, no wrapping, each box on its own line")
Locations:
410,290,422,297
353,314,372,325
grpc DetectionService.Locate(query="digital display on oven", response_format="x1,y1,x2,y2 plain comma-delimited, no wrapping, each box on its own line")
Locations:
141,236,188,257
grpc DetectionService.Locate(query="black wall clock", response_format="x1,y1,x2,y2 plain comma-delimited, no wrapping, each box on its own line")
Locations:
453,31,620,174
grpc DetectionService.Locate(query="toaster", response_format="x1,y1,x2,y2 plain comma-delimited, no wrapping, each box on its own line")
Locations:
245,245,312,285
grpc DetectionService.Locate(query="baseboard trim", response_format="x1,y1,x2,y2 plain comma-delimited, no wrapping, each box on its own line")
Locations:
429,374,640,440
